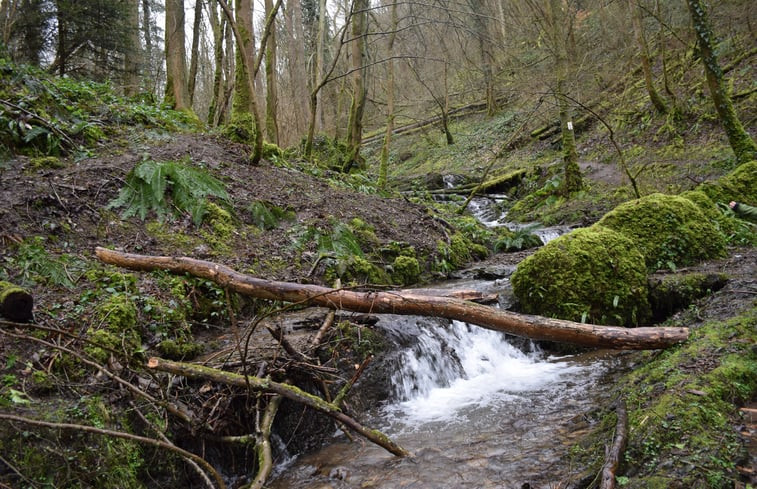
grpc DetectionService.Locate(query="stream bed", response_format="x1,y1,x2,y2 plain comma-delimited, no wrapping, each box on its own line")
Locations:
268,297,629,489
268,190,620,488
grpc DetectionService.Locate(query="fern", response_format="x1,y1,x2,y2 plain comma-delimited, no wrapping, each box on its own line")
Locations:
494,224,544,252
10,236,79,288
108,158,229,226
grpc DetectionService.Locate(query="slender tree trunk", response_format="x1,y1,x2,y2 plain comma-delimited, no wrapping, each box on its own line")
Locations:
165,0,191,110
188,0,203,105
315,0,327,132
284,0,308,137
378,0,397,190
207,0,224,125
442,60,454,145
264,0,279,144
630,0,667,114
343,0,369,172
220,14,234,124
549,0,583,194
123,0,141,96
686,0,757,164
56,0,66,77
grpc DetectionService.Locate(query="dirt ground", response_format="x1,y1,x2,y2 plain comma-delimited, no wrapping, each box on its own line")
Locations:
0,134,451,282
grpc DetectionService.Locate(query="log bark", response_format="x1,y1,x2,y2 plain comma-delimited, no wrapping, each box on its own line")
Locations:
95,248,689,350
146,357,409,457
0,281,33,322
600,399,628,489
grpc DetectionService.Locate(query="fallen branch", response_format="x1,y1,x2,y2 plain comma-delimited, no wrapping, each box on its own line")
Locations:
246,394,283,489
600,399,629,489
146,356,410,457
96,248,689,350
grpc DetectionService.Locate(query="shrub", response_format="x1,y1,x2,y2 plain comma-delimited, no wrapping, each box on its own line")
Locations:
511,226,650,326
596,193,727,272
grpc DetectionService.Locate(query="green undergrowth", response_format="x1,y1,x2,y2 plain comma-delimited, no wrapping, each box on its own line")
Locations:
571,307,757,488
0,57,200,160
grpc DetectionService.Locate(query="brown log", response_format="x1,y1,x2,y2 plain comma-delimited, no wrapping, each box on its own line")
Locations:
146,357,409,457
600,399,628,489
0,281,33,322
95,247,689,350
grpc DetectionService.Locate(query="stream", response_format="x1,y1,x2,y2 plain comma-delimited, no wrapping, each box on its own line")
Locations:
267,187,623,488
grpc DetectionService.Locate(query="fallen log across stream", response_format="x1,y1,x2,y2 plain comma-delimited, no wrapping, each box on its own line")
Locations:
95,247,689,350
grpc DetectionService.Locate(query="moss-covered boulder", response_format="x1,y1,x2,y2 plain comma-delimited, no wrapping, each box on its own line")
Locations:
698,160,757,206
511,226,650,326
596,193,727,272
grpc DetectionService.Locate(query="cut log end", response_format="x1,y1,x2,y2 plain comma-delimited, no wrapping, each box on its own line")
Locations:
0,282,34,322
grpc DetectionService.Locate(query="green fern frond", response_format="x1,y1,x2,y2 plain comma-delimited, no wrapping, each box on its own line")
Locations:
108,159,229,226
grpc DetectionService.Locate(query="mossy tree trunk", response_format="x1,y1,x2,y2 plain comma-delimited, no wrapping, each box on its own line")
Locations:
630,0,667,114
164,0,190,110
264,0,280,144
378,0,397,190
686,0,757,164
343,0,369,172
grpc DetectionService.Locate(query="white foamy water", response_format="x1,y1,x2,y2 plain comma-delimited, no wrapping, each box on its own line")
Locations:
385,320,583,425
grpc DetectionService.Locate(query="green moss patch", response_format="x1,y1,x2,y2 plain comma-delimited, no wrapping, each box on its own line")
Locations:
572,309,757,488
85,293,141,362
511,226,650,326
597,193,727,272
698,160,757,206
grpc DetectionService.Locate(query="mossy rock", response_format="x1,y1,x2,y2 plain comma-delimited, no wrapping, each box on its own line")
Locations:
391,255,421,286
681,190,757,246
511,226,650,326
596,193,727,272
698,160,757,206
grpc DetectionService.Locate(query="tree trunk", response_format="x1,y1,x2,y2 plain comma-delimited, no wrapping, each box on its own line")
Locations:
378,0,397,190
207,0,225,125
95,248,690,350
123,0,141,96
343,0,369,172
630,0,667,114
146,356,409,457
686,0,757,164
0,281,34,322
187,0,203,105
231,0,256,119
549,0,583,195
165,0,190,110
264,0,279,144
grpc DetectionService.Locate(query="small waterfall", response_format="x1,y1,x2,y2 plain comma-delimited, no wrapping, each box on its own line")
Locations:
383,319,580,425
